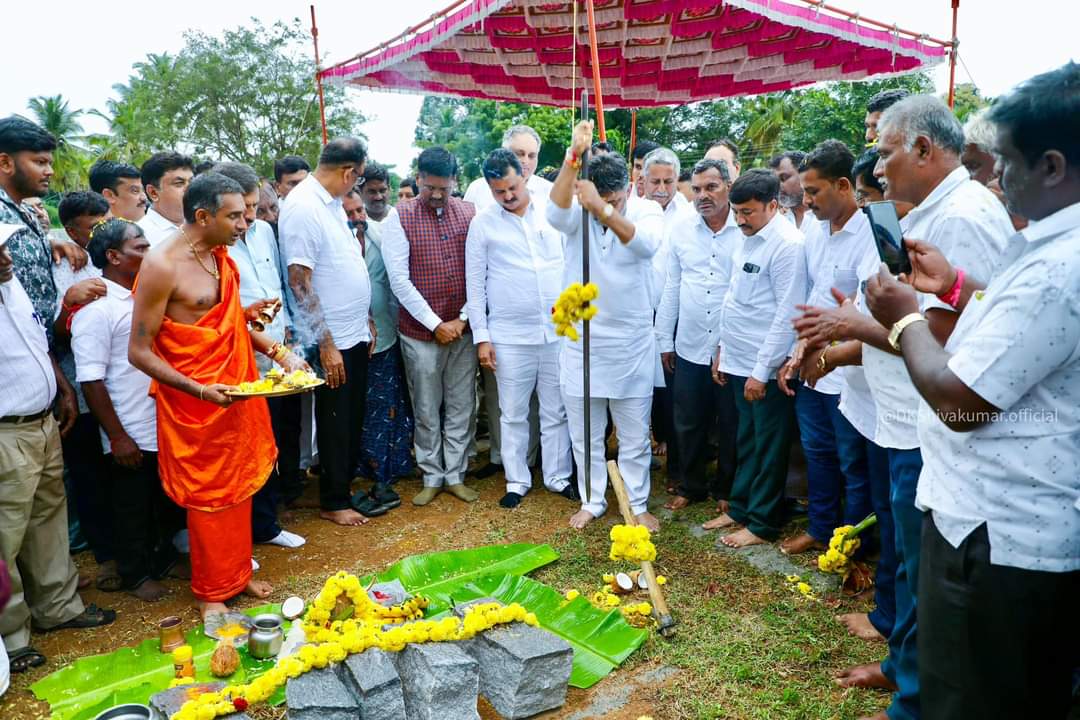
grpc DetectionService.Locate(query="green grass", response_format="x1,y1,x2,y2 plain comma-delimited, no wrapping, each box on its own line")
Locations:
532,504,889,720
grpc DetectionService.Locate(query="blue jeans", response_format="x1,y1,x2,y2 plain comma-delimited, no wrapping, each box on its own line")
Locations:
834,419,896,637
882,447,923,720
794,386,873,543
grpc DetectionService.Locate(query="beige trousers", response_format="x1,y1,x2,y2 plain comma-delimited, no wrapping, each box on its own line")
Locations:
0,414,83,651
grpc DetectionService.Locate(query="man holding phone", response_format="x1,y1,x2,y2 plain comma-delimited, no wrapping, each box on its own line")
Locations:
710,169,806,549
795,96,1013,719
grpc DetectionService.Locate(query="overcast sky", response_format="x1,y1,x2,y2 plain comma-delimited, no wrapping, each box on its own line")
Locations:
2,1,1073,173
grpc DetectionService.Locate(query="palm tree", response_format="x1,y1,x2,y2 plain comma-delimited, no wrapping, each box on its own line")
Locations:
744,92,797,164
27,94,89,191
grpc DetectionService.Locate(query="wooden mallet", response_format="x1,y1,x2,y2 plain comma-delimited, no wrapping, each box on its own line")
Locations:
606,460,676,637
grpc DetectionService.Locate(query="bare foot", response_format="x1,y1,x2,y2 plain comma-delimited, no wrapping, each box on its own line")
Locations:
719,527,768,548
635,512,660,532
653,442,667,457
244,579,273,599
780,532,825,556
128,578,169,602
568,509,596,529
836,613,885,642
319,508,369,526
715,499,730,514
834,662,897,690
663,495,691,511
702,513,740,531
199,601,229,621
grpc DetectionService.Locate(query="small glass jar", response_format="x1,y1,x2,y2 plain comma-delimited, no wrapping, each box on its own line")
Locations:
172,644,195,679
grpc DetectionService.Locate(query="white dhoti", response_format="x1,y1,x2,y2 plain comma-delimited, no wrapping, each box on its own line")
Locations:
493,341,571,496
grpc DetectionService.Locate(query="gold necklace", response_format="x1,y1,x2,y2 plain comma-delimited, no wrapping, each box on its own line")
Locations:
180,227,220,280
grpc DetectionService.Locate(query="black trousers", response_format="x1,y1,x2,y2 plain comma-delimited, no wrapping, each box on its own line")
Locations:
110,451,182,589
651,366,680,481
672,356,737,501
62,412,114,563
313,342,369,511
919,517,1080,720
251,393,302,542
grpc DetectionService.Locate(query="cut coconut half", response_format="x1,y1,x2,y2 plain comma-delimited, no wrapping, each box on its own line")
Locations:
281,595,305,620
611,572,635,595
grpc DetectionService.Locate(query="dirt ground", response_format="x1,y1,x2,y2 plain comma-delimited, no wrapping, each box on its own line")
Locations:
1,458,682,720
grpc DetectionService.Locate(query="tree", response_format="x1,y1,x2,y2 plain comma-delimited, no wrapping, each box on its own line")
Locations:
27,94,89,192
96,20,365,177
948,83,989,124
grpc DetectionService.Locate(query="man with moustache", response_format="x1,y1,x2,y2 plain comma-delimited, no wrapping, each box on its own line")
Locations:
138,152,194,247
465,148,574,509
770,151,812,230
90,160,147,222
657,158,741,517
710,169,806,549
463,126,547,478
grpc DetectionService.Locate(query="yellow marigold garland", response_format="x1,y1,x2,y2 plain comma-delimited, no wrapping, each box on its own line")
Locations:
552,282,599,341
169,572,537,720
609,524,657,563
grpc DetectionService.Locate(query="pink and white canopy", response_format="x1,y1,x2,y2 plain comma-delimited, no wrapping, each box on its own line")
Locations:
321,0,948,108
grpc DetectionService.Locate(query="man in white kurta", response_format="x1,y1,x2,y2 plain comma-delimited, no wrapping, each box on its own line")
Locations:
546,121,665,530
465,149,573,508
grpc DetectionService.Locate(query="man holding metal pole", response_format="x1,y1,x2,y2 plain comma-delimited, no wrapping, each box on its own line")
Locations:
547,120,664,531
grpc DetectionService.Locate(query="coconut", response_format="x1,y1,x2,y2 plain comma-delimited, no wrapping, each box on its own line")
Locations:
610,572,635,595
281,595,305,620
209,641,240,677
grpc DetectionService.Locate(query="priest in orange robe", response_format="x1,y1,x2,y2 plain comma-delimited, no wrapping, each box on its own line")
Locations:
129,173,309,617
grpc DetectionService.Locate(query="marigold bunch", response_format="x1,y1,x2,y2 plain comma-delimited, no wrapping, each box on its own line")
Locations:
551,282,599,341
609,524,657,562
620,601,654,627
817,513,877,577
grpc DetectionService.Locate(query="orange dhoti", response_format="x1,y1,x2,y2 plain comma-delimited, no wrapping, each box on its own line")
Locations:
149,247,277,602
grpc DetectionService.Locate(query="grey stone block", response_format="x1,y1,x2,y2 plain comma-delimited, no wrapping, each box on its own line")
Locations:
393,641,479,720
286,665,359,720
451,598,572,719
151,681,251,720
336,647,406,720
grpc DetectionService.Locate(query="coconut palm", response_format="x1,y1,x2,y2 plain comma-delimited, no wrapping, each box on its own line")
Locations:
744,92,797,164
27,94,89,191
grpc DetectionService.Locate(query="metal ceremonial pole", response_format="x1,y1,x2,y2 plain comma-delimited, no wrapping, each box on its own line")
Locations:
310,5,329,145
580,86,592,505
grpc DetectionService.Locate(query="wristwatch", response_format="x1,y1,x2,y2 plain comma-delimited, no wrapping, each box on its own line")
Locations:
459,311,468,323
600,203,614,221
888,313,927,350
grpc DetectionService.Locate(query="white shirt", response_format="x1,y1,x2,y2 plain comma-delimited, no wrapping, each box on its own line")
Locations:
801,209,879,395
916,201,1080,572
137,207,180,247
718,213,807,383
0,275,55,416
280,174,372,350
656,208,740,366
646,197,697,310
230,219,290,370
464,173,553,213
547,195,664,398
52,241,101,320
71,279,157,453
465,200,563,346
836,242,887,441
862,167,1013,449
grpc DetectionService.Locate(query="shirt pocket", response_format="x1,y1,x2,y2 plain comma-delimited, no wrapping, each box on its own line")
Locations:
831,266,860,299
733,268,761,304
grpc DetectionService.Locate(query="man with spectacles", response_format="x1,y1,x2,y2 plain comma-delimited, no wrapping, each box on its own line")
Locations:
89,160,147,222
282,137,376,528
383,147,479,506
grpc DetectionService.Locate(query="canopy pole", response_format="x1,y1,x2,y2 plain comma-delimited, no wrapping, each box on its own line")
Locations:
629,110,637,162
584,0,606,141
580,87,592,506
311,5,329,145
946,0,960,109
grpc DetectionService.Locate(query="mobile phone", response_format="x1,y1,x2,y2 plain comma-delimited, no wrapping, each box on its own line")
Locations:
864,201,911,275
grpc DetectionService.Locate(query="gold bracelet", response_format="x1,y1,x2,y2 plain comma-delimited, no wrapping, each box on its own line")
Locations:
199,385,206,401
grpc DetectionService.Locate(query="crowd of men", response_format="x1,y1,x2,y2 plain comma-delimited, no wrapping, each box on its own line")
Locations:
0,60,1078,718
